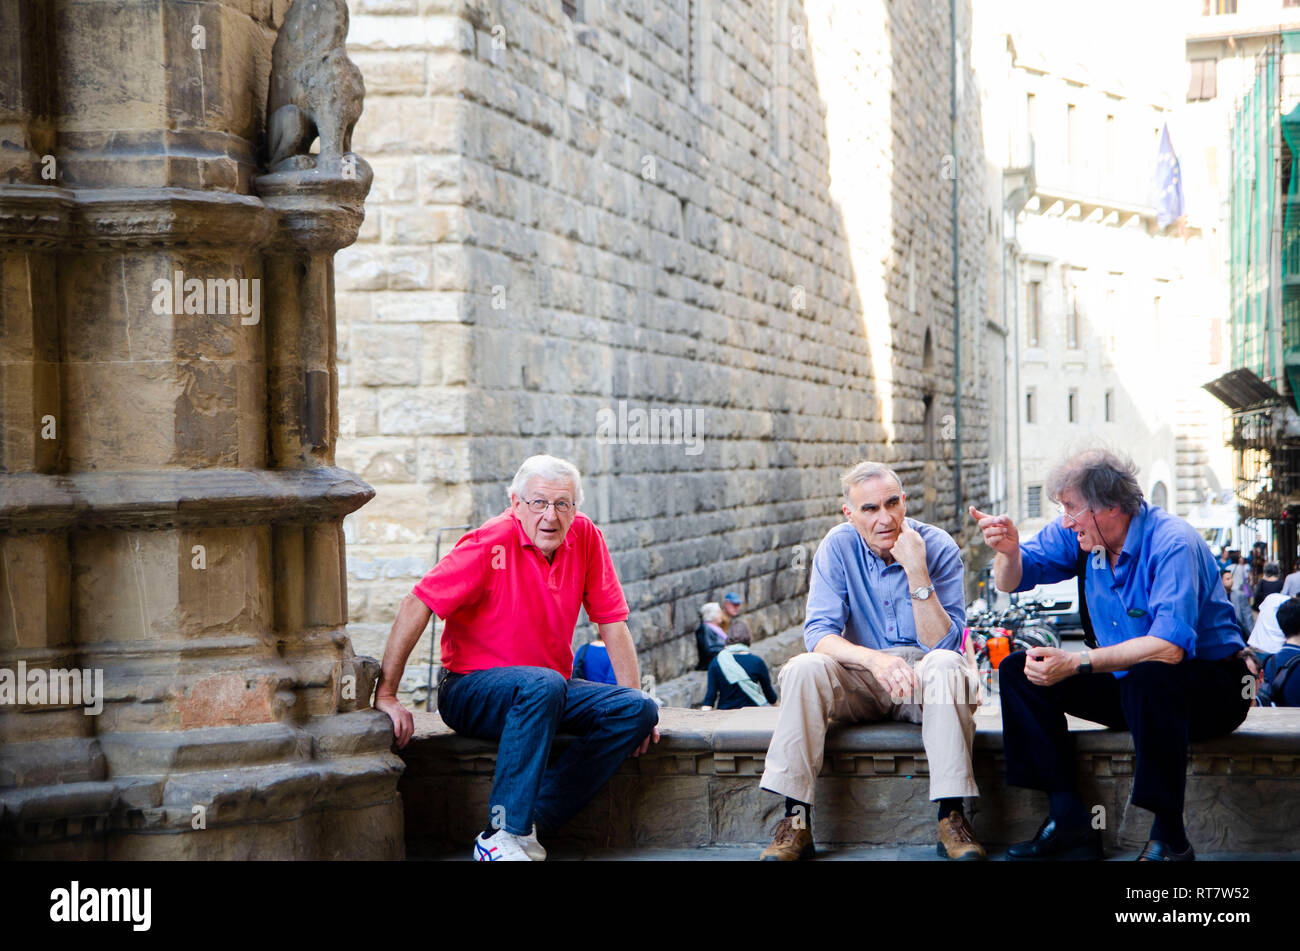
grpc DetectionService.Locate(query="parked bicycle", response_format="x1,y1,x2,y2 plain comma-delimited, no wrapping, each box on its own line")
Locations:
963,595,1061,689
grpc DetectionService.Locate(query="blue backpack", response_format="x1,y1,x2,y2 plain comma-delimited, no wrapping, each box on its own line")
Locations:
1259,651,1300,707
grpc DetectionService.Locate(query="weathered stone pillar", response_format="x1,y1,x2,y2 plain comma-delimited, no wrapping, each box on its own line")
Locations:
0,0,403,859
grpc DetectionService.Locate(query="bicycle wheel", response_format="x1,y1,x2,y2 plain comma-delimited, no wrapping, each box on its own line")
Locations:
1015,625,1060,651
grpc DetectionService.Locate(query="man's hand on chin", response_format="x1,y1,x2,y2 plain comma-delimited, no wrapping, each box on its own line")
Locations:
890,523,928,576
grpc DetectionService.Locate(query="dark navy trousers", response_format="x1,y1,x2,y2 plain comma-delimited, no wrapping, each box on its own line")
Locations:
999,651,1251,816
438,665,659,837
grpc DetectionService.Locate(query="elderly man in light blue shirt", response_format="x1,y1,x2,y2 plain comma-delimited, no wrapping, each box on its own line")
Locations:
756,462,983,861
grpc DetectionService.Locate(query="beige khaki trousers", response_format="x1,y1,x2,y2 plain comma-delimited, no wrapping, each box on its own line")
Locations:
759,646,980,804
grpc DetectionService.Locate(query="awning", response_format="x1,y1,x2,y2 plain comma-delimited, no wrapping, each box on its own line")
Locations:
1203,367,1285,412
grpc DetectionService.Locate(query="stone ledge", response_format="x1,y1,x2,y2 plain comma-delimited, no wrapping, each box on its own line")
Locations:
0,467,375,533
399,706,1300,854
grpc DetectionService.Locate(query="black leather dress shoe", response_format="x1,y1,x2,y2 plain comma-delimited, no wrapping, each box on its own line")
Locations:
1006,816,1104,861
1137,839,1195,861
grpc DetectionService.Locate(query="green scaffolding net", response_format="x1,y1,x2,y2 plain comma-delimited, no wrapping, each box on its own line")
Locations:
1236,32,1300,407
1231,44,1278,389
1283,33,1300,403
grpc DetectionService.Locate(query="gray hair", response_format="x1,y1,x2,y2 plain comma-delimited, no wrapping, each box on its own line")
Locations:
725,628,751,646
1046,449,1143,517
700,602,723,623
841,461,904,503
508,454,585,507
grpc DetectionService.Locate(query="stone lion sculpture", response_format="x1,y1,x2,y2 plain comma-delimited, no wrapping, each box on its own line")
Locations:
265,0,365,173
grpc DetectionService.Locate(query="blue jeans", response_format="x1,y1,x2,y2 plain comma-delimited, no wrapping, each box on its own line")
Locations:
437,666,659,836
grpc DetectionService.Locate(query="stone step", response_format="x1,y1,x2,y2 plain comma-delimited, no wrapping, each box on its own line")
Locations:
415,844,1300,861
398,705,1300,857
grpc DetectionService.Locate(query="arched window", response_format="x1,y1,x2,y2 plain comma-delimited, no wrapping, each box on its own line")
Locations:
1151,481,1168,510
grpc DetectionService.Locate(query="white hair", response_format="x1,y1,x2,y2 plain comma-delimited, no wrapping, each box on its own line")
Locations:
700,602,723,623
841,460,904,503
508,454,584,506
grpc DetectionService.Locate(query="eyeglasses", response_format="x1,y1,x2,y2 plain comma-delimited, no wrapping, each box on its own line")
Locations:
1056,501,1090,524
522,498,574,514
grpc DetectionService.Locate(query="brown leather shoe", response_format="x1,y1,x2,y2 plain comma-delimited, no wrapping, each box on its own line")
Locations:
759,816,815,861
937,810,987,861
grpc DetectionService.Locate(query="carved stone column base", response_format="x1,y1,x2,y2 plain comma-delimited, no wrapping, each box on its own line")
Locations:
1,712,403,860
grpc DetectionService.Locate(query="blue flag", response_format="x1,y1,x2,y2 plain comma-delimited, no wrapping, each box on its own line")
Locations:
1155,124,1185,229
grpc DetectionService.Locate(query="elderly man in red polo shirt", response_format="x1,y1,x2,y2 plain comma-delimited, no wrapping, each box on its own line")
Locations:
375,454,660,861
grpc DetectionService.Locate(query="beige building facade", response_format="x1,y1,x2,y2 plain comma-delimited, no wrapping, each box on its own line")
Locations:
974,0,1233,540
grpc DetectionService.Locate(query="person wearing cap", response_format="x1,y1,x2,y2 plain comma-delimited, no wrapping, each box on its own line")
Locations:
721,592,753,644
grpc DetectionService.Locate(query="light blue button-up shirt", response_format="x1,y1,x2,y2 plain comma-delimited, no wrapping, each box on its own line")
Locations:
1016,502,1245,677
804,518,966,654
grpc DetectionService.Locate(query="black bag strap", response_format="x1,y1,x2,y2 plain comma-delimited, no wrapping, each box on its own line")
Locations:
1076,547,1097,650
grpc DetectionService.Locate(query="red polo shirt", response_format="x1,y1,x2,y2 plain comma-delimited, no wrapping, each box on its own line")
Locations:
412,509,629,676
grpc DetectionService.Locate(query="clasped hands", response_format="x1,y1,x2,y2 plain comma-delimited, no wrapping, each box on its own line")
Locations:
866,652,920,702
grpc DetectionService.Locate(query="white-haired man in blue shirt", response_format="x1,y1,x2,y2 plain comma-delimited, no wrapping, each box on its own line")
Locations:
757,461,983,861
971,449,1251,862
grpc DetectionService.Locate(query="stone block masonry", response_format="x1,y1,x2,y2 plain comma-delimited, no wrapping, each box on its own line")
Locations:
339,0,996,705
0,0,404,859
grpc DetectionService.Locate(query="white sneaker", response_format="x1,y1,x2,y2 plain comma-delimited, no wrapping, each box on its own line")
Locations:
472,831,535,861
520,825,546,861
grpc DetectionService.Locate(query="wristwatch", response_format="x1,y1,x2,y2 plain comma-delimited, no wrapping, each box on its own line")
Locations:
910,584,935,601
1077,649,1093,675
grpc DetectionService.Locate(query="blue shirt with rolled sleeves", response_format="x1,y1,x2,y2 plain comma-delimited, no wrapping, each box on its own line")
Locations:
804,518,966,654
1015,501,1244,678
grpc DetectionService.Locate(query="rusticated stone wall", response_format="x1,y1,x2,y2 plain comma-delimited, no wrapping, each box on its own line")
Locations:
335,0,998,705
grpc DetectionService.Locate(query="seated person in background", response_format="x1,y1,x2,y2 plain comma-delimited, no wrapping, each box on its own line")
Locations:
1259,599,1300,707
1251,561,1283,612
721,592,752,641
695,601,728,670
572,634,618,685
701,628,777,710
1249,591,1295,668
